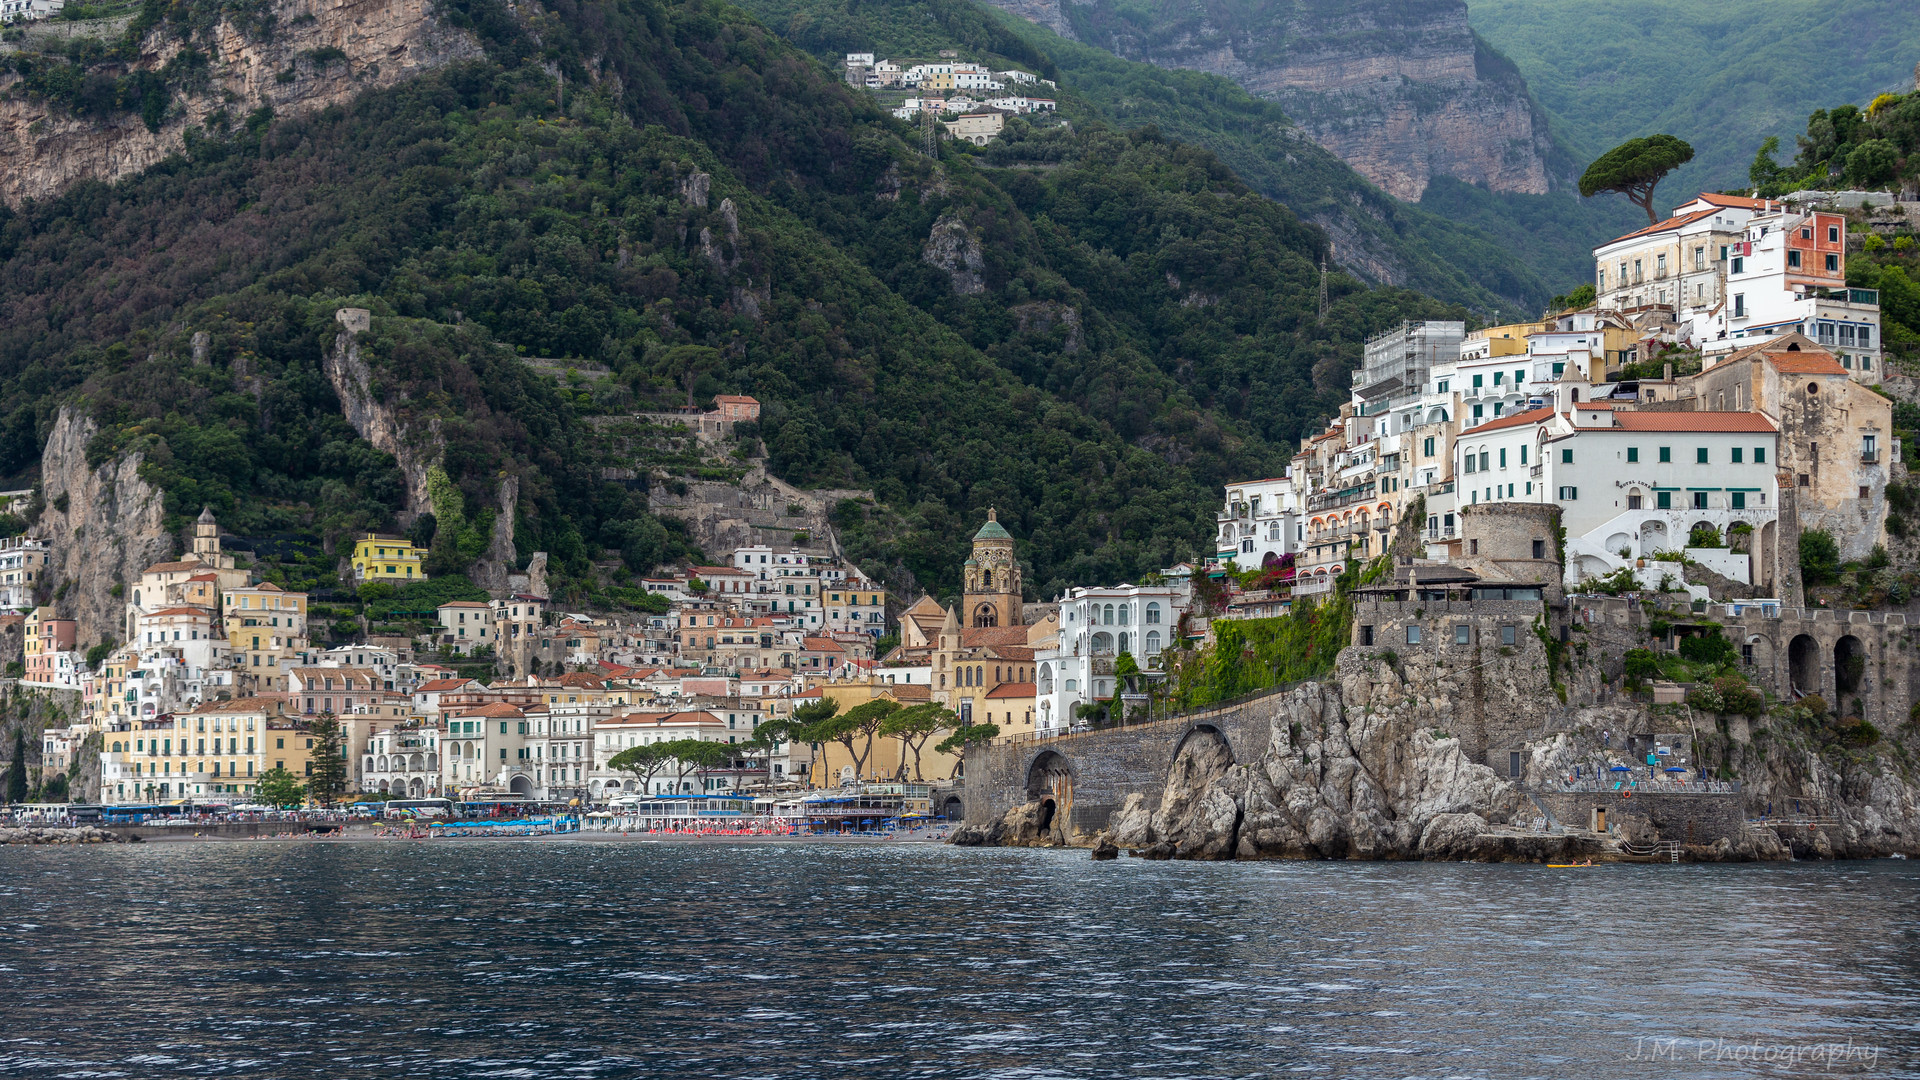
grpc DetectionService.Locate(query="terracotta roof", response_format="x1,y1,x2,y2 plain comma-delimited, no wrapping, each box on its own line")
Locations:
146,606,212,617
235,582,286,593
438,600,490,609
456,702,525,719
989,646,1036,662
1688,192,1769,210
961,626,1029,649
889,684,933,701
416,678,476,693
552,672,607,688
1459,408,1554,436
986,682,1036,699
142,561,206,574
692,566,752,576
712,395,759,404
185,573,219,582
1609,412,1778,433
1758,348,1848,375
193,695,286,714
1603,207,1716,246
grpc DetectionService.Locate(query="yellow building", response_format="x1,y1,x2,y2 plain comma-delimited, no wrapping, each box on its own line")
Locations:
805,681,960,786
101,698,318,802
224,582,310,691
351,535,426,583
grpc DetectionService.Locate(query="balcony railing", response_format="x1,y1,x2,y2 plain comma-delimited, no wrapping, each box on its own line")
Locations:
1861,449,1881,463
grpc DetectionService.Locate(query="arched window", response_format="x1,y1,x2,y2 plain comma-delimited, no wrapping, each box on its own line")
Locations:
1146,630,1162,654
983,569,992,588
975,666,984,686
1092,632,1114,654
1119,604,1131,625
1119,632,1130,654
1103,604,1115,625
1146,602,1161,624
1039,664,1054,694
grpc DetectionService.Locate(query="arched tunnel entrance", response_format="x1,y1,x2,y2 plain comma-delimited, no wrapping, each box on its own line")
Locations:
1835,634,1867,711
1788,634,1821,698
1025,751,1073,841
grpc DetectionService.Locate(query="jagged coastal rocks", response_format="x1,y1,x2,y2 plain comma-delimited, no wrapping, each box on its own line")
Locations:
951,640,1920,862
0,826,123,845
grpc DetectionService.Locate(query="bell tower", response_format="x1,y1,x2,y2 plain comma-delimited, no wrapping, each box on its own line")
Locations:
961,508,1022,628
192,506,221,561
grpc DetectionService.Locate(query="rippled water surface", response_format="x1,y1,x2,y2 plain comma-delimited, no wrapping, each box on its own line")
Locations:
2,842,1918,1079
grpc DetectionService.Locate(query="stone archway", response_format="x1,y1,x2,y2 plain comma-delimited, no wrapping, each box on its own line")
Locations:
941,795,963,820
1789,634,1821,698
1835,635,1867,707
1024,750,1073,841
509,774,534,797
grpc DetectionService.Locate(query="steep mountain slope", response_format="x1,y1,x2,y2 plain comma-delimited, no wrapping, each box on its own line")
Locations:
1011,0,1557,203
0,0,1461,623
1470,0,1920,200
737,0,1605,319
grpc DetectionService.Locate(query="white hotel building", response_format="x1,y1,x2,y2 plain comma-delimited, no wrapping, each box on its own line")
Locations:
1454,405,1781,587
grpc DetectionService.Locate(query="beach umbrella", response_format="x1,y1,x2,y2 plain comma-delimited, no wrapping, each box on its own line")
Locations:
1609,765,1631,772
1665,767,1688,773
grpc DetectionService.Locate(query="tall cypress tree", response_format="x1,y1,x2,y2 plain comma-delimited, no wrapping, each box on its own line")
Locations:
305,713,349,809
6,729,28,804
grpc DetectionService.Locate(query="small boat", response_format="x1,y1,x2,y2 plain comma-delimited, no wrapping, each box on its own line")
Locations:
1547,860,1596,868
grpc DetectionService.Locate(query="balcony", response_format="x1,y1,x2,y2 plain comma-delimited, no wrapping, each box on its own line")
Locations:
1861,448,1882,464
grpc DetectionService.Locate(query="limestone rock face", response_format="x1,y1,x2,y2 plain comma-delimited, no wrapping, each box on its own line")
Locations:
922,213,987,295
0,0,484,207
980,0,1555,202
323,320,441,520
39,407,173,646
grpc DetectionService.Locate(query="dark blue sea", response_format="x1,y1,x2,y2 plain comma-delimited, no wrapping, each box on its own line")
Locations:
1,841,1916,1078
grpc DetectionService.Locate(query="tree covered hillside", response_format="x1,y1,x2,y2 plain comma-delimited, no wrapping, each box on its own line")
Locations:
1470,0,1920,202
0,0,1458,609
734,0,1628,314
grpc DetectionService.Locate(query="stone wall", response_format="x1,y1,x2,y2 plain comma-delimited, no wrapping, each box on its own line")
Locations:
1535,790,1747,848
961,695,1275,837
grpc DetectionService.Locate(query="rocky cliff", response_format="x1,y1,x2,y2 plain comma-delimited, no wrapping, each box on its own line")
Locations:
985,0,1557,202
322,311,440,521
0,0,482,207
38,407,173,648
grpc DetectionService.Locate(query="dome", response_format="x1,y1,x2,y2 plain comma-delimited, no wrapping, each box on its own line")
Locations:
972,507,1012,541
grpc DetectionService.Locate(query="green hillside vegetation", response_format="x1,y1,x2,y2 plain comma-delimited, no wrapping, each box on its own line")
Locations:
732,0,1628,316
1470,0,1920,201
0,0,1460,618
1748,90,1920,196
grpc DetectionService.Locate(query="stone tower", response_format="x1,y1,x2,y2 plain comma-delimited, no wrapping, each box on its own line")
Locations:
961,508,1022,628
192,506,221,561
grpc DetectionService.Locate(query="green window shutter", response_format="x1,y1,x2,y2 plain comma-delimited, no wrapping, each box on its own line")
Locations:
1627,447,1638,463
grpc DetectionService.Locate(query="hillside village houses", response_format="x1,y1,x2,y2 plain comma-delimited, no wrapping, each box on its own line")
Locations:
3,188,1901,807
1202,189,1892,619
843,50,1057,139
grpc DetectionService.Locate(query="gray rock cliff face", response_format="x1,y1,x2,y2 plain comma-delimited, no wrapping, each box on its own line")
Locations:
0,0,483,207
323,315,440,520
39,407,173,647
983,0,1557,202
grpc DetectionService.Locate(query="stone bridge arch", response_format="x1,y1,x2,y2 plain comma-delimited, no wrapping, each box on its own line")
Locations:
1788,634,1822,698
1025,750,1073,835
1170,724,1233,776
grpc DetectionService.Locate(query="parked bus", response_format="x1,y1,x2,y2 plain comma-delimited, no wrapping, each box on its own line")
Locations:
383,797,454,819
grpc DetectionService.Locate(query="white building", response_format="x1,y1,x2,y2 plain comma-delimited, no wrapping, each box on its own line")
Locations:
0,535,49,609
436,600,495,654
1,0,65,22
364,725,443,798
1036,585,1185,735
1454,406,1780,586
1214,475,1301,565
